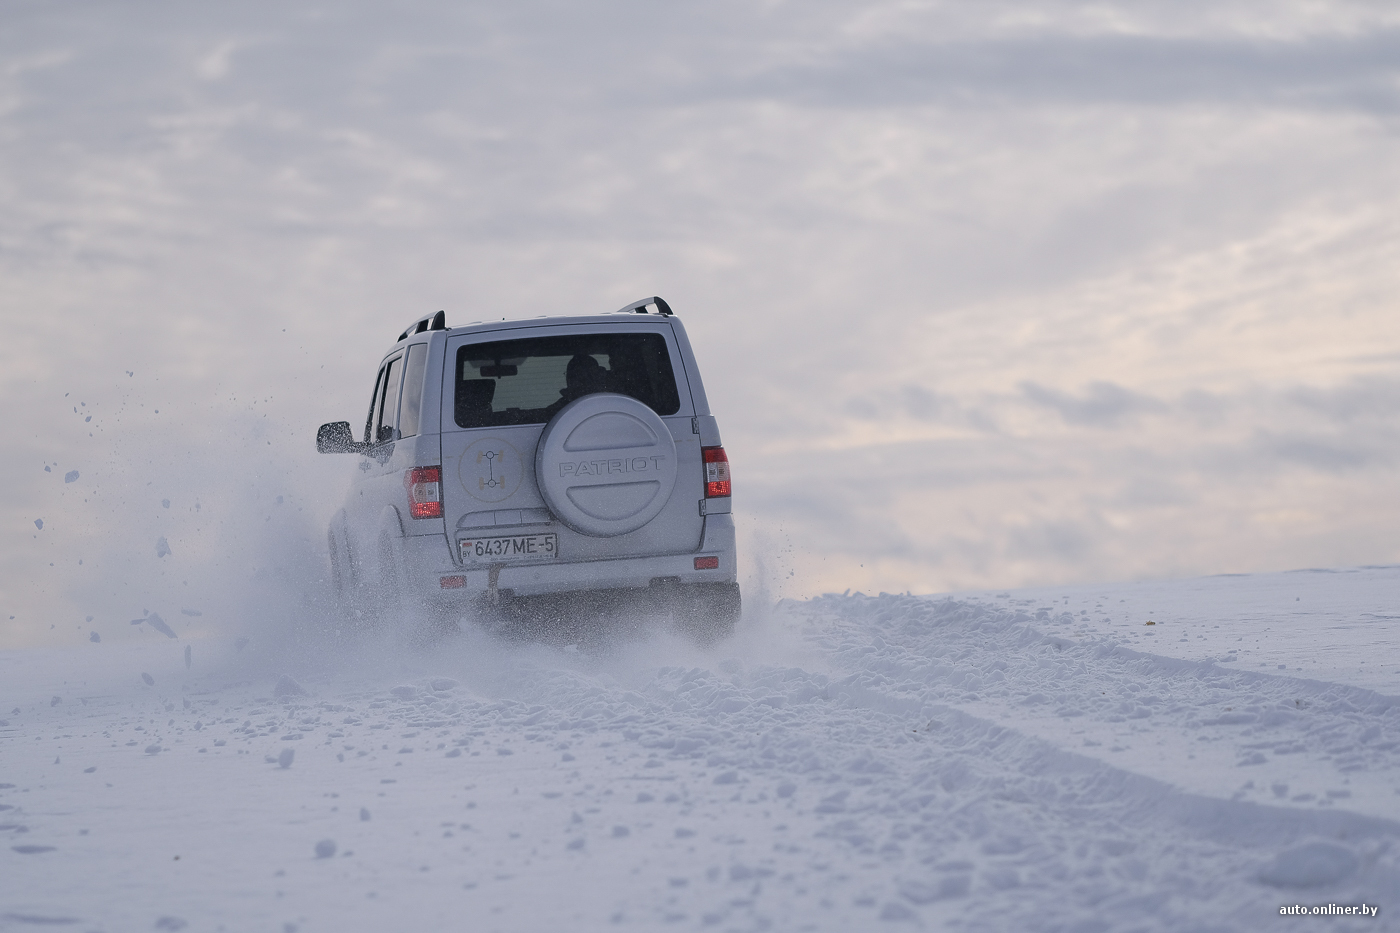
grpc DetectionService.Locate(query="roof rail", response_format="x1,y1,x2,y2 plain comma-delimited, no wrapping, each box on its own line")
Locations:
398,310,446,342
614,296,673,316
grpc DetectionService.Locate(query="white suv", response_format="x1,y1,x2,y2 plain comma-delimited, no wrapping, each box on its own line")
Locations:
316,297,739,641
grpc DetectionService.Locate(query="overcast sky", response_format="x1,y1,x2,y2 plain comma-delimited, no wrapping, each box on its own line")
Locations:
4,0,1399,645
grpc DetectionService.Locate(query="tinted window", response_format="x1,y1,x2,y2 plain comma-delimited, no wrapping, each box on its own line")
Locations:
371,356,403,443
398,344,428,438
454,332,680,429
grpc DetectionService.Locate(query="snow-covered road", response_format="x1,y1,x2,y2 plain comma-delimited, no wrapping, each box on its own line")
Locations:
2,567,1398,932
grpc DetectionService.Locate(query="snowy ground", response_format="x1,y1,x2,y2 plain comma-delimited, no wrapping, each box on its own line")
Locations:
2,567,1398,932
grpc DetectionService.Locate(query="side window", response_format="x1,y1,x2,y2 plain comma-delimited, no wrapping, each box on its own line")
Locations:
374,356,404,443
397,344,428,438
364,366,387,444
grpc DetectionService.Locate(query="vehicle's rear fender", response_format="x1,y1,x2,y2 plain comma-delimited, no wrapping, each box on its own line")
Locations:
378,504,405,538
699,513,736,573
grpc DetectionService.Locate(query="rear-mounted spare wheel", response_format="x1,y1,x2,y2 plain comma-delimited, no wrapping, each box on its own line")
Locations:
535,393,678,537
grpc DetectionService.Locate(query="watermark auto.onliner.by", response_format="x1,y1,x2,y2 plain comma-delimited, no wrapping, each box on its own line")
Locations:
1279,903,1380,918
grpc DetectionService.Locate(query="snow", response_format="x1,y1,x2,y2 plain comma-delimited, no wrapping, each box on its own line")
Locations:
2,568,1398,931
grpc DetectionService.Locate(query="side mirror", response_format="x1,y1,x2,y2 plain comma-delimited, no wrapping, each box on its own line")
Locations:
316,421,360,453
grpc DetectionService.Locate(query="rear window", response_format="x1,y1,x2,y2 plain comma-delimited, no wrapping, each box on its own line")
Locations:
454,332,680,429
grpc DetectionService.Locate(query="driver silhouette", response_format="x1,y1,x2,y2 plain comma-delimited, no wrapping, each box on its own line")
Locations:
560,353,606,401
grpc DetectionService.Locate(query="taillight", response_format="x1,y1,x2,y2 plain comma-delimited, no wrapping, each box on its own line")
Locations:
702,446,730,498
404,466,443,519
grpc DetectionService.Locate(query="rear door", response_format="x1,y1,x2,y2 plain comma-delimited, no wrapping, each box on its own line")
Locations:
344,351,409,558
438,321,703,568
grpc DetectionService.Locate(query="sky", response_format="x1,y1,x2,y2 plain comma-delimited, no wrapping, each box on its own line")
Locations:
3,0,1399,645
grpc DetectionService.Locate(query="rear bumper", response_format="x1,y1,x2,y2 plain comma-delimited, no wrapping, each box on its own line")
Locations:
402,513,737,600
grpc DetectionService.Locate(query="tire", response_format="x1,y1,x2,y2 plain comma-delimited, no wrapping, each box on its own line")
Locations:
379,534,401,601
327,516,372,635
374,531,462,643
327,526,348,607
371,532,407,620
327,520,402,636
671,582,741,645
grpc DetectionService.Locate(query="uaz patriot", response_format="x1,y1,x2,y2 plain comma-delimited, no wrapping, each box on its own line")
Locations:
316,297,739,641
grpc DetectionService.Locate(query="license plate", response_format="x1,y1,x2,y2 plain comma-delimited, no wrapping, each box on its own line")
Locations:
459,533,558,563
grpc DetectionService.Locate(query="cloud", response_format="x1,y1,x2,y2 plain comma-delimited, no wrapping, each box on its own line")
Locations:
1282,378,1400,424
1251,431,1389,474
1005,517,1099,564
724,31,1400,114
1020,380,1165,428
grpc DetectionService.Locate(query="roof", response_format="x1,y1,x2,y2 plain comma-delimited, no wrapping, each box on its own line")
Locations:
393,296,675,346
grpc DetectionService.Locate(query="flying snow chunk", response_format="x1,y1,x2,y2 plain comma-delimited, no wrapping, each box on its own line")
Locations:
314,839,336,858
89,632,100,643
145,744,162,755
274,675,307,697
141,673,155,686
156,537,171,558
34,519,43,530
278,749,295,769
146,613,177,639
1258,842,1358,888
64,471,79,483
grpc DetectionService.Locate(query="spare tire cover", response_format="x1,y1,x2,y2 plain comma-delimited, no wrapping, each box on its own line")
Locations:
535,393,678,537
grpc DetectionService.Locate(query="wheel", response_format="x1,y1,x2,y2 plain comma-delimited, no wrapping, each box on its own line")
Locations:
672,582,741,645
366,531,410,625
327,516,372,635
373,531,462,643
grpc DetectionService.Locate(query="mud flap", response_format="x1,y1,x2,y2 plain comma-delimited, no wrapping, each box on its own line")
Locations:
668,581,742,645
